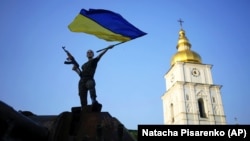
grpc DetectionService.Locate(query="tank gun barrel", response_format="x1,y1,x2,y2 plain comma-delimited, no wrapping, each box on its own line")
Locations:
0,100,49,140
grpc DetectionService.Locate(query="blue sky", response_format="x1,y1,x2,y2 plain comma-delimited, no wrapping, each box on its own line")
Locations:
0,0,250,129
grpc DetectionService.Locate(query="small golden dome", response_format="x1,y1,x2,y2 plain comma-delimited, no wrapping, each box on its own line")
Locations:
171,50,202,66
170,28,202,66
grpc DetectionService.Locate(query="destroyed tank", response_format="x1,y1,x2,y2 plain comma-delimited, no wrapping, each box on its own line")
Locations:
0,100,137,141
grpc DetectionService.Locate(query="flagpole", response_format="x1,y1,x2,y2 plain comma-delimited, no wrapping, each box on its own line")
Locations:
96,34,147,53
96,41,126,53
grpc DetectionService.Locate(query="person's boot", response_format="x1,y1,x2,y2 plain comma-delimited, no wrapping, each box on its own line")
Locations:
91,99,102,112
91,98,98,105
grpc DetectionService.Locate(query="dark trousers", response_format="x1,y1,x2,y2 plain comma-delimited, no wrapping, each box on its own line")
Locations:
78,79,96,107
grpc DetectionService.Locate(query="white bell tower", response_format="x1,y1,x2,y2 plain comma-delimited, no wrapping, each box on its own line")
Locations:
161,20,227,124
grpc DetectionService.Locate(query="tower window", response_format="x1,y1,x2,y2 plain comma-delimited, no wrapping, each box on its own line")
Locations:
186,94,189,100
170,103,174,123
212,97,216,103
198,98,207,118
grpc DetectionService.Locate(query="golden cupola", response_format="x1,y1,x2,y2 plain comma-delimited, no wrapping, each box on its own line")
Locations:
171,27,202,66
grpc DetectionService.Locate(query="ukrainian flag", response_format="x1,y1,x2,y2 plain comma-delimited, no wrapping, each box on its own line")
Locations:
68,9,147,42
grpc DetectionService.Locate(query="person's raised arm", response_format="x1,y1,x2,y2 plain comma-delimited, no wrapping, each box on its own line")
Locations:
96,45,114,59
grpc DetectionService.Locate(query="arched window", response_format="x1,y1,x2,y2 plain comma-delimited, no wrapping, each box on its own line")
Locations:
198,98,206,118
212,97,216,103
170,103,174,123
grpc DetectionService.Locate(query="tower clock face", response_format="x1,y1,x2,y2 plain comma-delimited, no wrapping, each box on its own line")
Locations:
191,68,200,77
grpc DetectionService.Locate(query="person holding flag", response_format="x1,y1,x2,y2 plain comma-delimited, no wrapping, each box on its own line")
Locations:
78,45,113,109
67,8,147,111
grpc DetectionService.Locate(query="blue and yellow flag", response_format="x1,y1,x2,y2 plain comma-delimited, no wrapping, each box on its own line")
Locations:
68,9,147,42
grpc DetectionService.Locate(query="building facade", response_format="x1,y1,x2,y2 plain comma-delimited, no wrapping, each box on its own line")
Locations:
161,24,227,124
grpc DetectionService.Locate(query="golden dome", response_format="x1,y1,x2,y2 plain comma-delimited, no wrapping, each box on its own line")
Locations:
170,28,202,66
171,50,202,66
